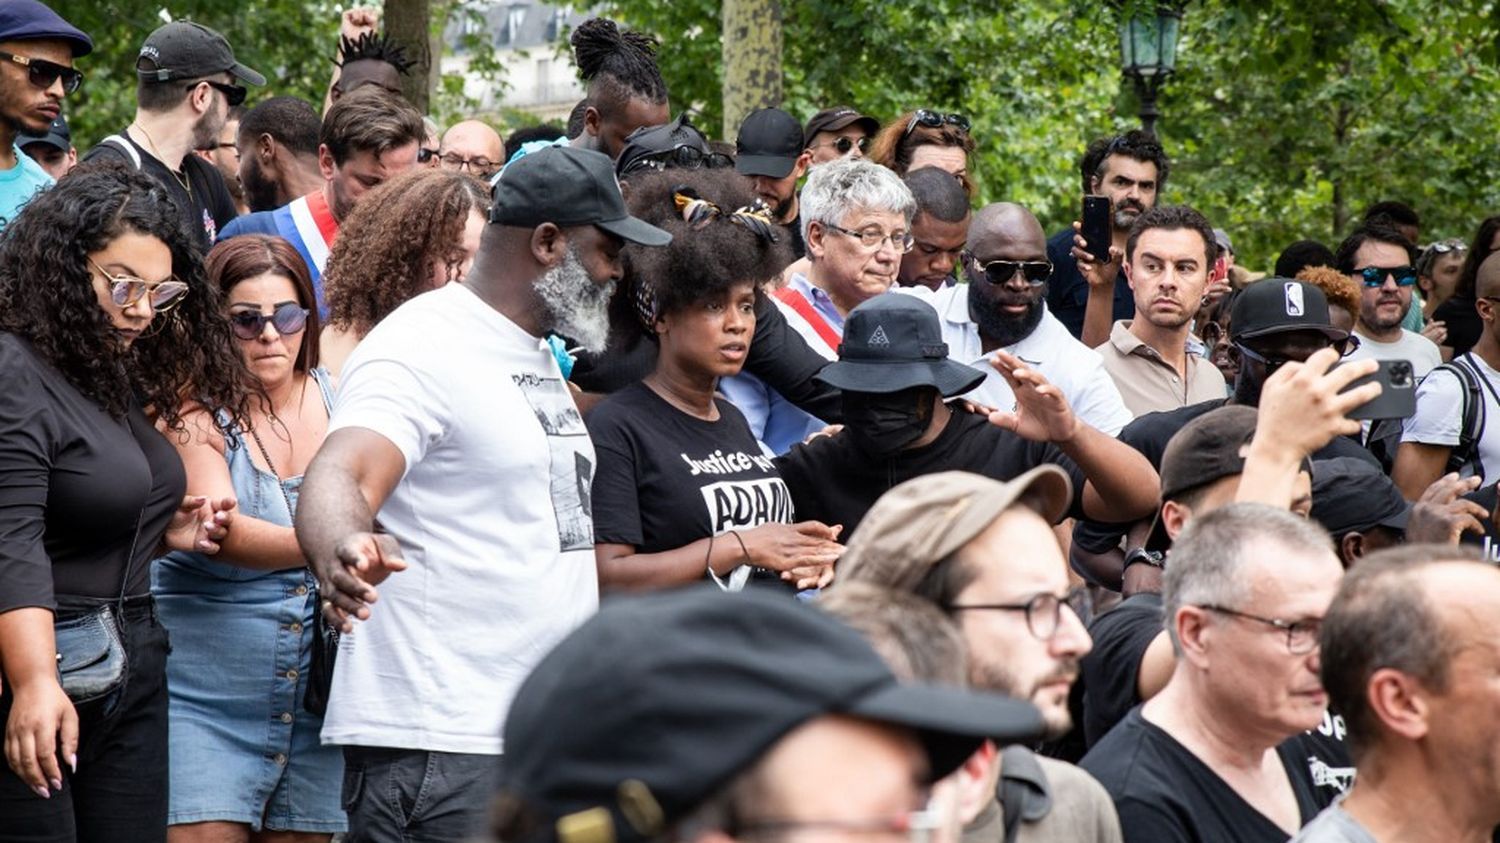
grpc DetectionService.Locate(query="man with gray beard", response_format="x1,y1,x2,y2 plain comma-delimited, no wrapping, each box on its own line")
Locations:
900,202,1133,435
296,145,669,842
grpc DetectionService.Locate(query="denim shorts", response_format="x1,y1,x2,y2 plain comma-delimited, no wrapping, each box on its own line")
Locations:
153,560,345,832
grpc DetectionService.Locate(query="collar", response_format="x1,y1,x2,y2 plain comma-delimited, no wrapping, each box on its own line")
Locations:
787,273,845,329
998,745,1053,822
1109,319,1150,354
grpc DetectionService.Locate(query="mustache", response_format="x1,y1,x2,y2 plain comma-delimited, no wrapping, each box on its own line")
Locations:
1033,659,1081,691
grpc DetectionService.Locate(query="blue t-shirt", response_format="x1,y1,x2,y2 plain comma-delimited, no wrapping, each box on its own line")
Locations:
0,145,53,230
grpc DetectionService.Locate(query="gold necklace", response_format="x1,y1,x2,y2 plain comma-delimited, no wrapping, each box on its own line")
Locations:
129,122,192,198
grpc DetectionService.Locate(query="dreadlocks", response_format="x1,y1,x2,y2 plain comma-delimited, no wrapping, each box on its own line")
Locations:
337,31,416,75
570,17,668,116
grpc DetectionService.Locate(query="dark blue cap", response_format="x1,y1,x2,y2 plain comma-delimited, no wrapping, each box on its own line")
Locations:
0,0,92,57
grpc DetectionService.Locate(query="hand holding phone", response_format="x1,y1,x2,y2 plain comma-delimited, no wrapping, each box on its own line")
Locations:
1080,195,1112,263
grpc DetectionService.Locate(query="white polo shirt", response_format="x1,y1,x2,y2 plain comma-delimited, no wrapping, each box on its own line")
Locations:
897,284,1134,435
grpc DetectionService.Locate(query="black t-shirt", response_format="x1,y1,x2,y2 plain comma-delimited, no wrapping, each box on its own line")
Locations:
1045,227,1133,339
785,212,806,259
1082,592,1164,748
588,382,795,558
0,333,187,611
1080,708,1337,843
774,406,1087,542
1072,399,1381,555
83,133,239,253
1433,293,1482,357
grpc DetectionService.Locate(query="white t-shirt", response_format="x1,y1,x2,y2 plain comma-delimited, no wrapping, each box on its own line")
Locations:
1349,327,1442,378
1401,353,1500,486
897,284,1134,436
320,282,599,755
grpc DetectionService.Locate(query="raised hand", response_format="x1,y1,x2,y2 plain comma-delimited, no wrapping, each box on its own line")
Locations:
1406,473,1488,544
986,350,1081,443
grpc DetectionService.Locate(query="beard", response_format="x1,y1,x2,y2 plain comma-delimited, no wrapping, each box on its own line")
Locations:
536,246,615,354
970,654,1077,741
240,156,280,212
969,279,1045,347
190,108,223,155
1112,198,1147,229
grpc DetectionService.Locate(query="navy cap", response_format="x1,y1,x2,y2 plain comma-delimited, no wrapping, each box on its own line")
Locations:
492,145,671,246
18,114,69,151
0,0,92,57
136,21,264,86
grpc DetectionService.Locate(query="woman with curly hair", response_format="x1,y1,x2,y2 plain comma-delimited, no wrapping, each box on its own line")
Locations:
868,109,976,198
152,235,344,841
0,162,252,838
319,168,488,374
588,168,841,593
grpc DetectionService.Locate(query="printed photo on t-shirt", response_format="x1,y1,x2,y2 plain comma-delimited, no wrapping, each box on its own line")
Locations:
514,371,593,551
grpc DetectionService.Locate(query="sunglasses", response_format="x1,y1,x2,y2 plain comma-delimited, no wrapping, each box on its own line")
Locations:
201,80,247,107
1237,337,1359,374
417,147,439,164
904,109,970,138
967,254,1052,286
89,257,189,310
0,50,83,95
620,145,735,177
1355,265,1418,288
813,135,870,155
229,302,309,340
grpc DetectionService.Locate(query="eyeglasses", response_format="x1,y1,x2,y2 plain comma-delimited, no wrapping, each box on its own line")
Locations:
417,147,440,164
0,50,84,95
904,109,970,138
1198,604,1323,655
824,223,915,254
966,253,1052,286
948,586,1088,641
88,258,189,310
738,811,940,843
811,135,870,155
201,80,247,107
439,152,500,178
1199,320,1228,348
229,302,309,340
620,145,735,177
1355,265,1418,288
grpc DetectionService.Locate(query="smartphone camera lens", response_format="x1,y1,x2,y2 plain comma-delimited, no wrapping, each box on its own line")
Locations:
1391,362,1413,388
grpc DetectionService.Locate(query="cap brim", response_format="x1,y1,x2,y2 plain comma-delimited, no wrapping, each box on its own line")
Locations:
230,61,266,86
848,682,1044,778
736,153,796,179
18,134,67,152
816,359,986,398
597,214,672,247
1378,502,1412,532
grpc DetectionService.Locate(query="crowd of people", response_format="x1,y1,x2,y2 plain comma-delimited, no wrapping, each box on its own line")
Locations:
3,1,1500,842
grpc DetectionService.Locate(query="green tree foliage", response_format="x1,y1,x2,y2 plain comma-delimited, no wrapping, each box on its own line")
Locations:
599,0,1500,267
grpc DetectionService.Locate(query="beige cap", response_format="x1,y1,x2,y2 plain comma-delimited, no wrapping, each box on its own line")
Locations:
838,467,1073,590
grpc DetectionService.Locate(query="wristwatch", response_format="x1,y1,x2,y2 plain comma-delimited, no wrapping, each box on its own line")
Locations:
1124,547,1165,570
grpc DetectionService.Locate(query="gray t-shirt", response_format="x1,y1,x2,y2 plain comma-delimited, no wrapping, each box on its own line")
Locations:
1290,801,1377,843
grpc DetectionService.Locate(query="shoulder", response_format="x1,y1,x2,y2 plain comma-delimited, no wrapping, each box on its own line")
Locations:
1119,401,1221,453
81,139,130,164
1404,329,1442,356
219,210,277,239
1037,755,1115,809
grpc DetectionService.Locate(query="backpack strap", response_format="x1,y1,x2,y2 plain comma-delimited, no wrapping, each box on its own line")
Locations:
99,135,143,170
1444,354,1490,475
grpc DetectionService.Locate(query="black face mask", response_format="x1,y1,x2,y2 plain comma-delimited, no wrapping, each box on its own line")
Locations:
843,388,936,457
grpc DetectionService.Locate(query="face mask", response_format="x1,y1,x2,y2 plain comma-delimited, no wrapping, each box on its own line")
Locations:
843,388,935,457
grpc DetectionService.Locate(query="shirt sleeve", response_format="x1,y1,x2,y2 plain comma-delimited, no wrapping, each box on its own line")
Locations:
1113,798,1194,843
1073,363,1135,437
329,357,450,477
584,414,645,547
1401,366,1464,447
0,352,57,613
718,373,772,443
746,296,843,422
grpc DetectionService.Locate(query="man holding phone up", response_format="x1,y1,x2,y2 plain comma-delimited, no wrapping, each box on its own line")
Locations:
1045,130,1170,348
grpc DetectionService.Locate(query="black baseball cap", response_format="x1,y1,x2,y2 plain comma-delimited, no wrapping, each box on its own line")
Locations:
0,0,92,57
1230,278,1348,344
18,115,70,152
735,107,803,178
491,145,671,246
817,294,987,397
1309,457,1411,538
499,586,1045,843
803,106,880,148
1144,405,1258,551
136,21,265,86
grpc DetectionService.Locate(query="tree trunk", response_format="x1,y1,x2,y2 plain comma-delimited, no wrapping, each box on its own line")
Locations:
721,0,783,141
385,0,434,114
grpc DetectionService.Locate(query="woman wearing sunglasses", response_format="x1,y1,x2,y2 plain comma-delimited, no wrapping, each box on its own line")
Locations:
0,164,253,837
152,234,345,841
320,168,489,375
868,109,976,198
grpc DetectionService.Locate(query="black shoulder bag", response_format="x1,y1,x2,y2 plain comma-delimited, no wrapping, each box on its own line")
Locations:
248,426,339,715
54,506,144,704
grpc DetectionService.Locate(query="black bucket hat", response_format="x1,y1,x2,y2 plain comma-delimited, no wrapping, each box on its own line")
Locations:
816,294,986,397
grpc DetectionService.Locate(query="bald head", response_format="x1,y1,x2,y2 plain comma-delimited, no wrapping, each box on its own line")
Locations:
440,119,504,167
967,203,1046,264
1477,250,1500,300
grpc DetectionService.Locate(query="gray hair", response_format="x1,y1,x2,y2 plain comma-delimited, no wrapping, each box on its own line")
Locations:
800,158,916,246
1163,502,1334,654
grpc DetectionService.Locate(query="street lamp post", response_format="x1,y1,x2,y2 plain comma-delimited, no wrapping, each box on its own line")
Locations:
1118,4,1185,136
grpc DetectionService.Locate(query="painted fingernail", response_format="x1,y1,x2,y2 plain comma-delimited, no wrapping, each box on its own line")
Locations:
49,777,61,790
68,754,77,773
34,785,50,799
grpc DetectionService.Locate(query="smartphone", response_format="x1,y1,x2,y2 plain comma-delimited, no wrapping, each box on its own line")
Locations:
1081,195,1112,263
1339,359,1418,420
